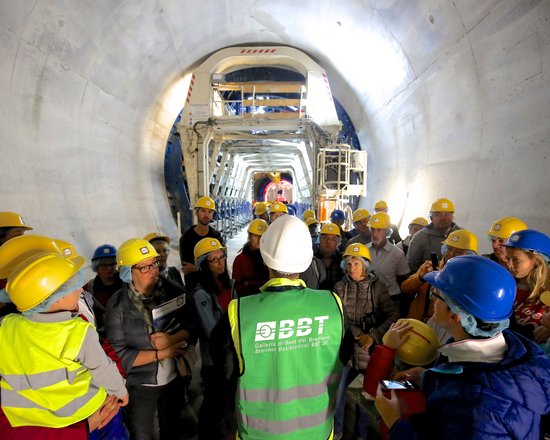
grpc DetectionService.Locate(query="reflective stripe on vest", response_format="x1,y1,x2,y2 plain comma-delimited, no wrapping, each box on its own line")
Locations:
0,314,107,428
229,285,344,439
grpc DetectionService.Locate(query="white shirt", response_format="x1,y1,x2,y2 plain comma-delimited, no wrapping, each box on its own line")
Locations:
368,241,410,296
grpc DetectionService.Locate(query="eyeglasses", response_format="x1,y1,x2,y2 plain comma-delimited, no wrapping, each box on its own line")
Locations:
429,287,444,302
321,236,339,243
490,237,507,246
207,253,226,264
133,260,160,274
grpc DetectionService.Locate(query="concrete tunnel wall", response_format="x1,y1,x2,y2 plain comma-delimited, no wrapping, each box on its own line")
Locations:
1,0,549,271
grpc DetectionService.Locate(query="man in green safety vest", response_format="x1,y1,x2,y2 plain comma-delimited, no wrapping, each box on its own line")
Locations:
211,215,352,439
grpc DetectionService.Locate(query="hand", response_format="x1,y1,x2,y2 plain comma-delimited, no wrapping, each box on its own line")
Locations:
118,394,129,408
375,385,401,430
392,367,425,388
533,325,550,343
356,333,374,350
383,321,412,350
150,332,173,350
159,341,188,360
417,260,434,279
88,394,119,432
181,262,197,274
541,311,550,329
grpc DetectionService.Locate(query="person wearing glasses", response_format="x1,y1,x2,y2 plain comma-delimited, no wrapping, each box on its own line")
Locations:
483,216,528,268
192,238,236,439
375,255,550,440
105,238,196,440
403,229,478,343
315,223,345,291
407,198,462,272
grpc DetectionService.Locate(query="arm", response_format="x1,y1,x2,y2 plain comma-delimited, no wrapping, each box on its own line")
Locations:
401,260,433,294
406,232,426,273
193,288,220,338
369,283,400,344
76,326,127,399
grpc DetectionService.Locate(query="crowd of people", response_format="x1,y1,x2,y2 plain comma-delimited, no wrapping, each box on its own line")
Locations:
0,195,549,439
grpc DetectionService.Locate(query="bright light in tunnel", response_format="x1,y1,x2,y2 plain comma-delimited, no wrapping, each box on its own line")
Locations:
315,22,408,107
158,74,193,127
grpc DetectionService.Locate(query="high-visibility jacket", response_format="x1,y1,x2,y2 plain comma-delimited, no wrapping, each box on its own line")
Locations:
228,278,344,439
0,314,106,428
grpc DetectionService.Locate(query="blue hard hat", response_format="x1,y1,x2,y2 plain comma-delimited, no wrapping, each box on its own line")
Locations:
92,244,117,261
287,204,297,216
330,209,345,222
505,229,550,260
424,255,515,322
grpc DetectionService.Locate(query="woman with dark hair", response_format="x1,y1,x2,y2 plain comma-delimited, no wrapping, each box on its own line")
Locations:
232,219,269,297
192,238,236,439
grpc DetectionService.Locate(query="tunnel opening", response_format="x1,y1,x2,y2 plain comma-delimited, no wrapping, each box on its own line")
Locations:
164,63,363,232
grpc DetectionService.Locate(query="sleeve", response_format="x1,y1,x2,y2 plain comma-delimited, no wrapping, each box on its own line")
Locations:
401,273,425,295
395,249,411,276
193,288,219,338
369,283,400,344
407,232,426,273
76,326,127,399
232,253,248,295
104,297,141,373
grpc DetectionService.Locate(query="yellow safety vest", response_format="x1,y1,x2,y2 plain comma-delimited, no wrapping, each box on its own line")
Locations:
0,314,107,428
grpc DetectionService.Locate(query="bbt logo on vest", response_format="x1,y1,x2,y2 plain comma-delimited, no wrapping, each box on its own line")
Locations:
255,316,329,342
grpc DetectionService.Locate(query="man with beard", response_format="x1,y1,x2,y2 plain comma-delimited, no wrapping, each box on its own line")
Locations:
315,223,345,291
407,198,462,272
179,196,224,286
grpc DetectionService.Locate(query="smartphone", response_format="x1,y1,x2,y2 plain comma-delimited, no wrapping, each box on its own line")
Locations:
380,379,416,390
430,252,439,270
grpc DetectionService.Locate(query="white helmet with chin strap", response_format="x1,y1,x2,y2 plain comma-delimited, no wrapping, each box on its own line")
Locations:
260,215,313,274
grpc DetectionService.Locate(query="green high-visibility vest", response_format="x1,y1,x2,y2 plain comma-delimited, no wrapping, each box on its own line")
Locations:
228,278,344,439
0,314,107,428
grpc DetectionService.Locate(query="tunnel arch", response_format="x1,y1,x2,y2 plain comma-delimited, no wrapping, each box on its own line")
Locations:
0,1,548,267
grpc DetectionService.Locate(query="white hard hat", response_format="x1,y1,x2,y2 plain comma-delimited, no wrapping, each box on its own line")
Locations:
260,215,313,274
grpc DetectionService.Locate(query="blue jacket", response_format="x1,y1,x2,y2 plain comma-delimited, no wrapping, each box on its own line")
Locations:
390,330,550,440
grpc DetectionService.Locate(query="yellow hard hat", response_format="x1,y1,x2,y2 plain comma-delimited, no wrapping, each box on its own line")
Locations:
320,223,341,236
0,212,33,230
143,232,171,244
254,202,268,216
486,217,528,239
6,252,85,312
409,217,429,227
374,200,388,211
352,209,371,223
248,219,269,236
269,202,288,214
0,235,80,279
195,196,216,211
443,229,478,253
383,319,440,366
302,209,316,220
430,198,455,213
343,243,371,261
305,217,319,226
368,212,391,229
117,239,159,268
194,238,225,262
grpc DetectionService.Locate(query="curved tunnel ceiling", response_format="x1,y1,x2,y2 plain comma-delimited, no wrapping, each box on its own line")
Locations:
1,0,549,260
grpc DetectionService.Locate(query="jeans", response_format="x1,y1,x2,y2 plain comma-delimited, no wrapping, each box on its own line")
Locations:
334,365,368,439
126,376,186,440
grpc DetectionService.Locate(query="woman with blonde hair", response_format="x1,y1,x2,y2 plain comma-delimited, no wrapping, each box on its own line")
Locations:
505,229,550,344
